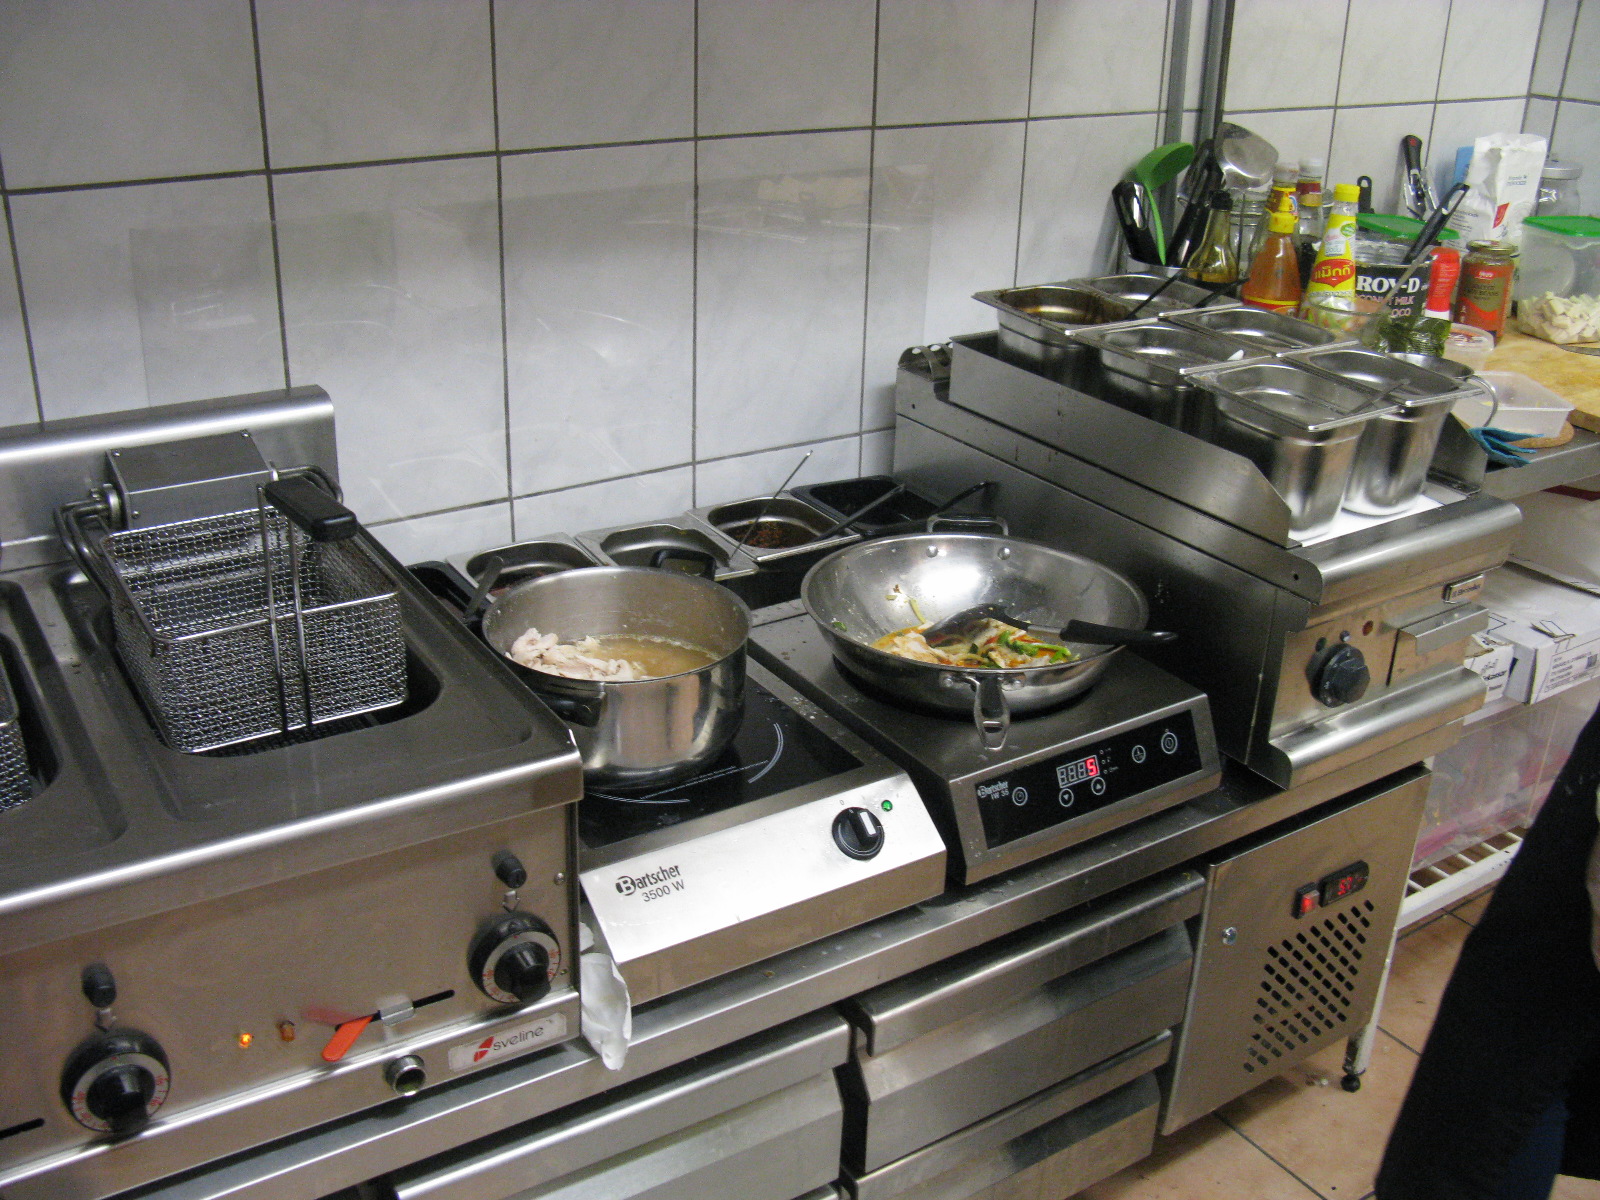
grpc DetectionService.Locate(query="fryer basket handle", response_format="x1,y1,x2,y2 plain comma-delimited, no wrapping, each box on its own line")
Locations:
263,476,359,542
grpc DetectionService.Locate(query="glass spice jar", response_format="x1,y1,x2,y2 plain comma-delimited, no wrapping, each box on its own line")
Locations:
1453,240,1517,339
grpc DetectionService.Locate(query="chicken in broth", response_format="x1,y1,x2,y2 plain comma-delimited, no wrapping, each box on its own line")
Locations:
508,628,716,681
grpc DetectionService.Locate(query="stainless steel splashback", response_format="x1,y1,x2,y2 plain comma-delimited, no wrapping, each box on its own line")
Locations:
892,336,1519,789
0,386,336,571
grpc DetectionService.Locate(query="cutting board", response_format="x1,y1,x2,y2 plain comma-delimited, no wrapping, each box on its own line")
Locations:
1486,328,1600,433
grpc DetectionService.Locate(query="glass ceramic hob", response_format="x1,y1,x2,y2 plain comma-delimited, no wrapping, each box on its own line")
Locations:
580,677,861,849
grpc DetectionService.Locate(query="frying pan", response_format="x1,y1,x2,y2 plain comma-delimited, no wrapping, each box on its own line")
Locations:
801,520,1153,749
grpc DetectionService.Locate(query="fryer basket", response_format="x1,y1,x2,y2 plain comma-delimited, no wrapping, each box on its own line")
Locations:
81,499,405,754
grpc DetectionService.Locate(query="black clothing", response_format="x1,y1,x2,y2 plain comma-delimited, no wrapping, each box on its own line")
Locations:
1375,702,1600,1199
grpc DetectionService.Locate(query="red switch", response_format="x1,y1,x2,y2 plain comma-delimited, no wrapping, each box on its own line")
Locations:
321,1014,374,1063
1293,883,1319,919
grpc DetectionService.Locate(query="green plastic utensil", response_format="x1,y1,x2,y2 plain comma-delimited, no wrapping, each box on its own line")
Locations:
1128,142,1194,265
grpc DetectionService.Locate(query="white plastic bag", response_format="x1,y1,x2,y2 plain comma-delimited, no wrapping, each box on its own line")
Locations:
1446,133,1547,245
578,920,633,1070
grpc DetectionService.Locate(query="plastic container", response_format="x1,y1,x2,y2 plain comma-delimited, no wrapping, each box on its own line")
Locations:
1535,160,1583,217
1442,322,1495,370
1515,214,1600,300
1450,370,1575,437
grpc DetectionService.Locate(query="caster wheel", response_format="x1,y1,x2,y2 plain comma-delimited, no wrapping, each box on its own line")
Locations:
1341,1074,1362,1093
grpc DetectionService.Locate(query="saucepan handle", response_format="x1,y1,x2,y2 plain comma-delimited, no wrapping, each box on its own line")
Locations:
968,674,1010,751
542,689,606,729
929,514,1009,537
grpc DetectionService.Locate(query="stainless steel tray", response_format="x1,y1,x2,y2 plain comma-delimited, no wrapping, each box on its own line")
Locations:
446,534,599,594
1069,273,1239,315
685,494,858,566
1073,319,1260,387
575,519,757,581
1162,305,1349,354
1189,360,1399,435
1280,346,1476,411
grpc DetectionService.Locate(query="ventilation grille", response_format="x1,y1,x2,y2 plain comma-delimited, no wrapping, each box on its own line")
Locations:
1244,899,1376,1074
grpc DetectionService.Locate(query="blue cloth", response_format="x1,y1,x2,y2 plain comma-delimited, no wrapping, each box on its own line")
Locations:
1467,426,1538,465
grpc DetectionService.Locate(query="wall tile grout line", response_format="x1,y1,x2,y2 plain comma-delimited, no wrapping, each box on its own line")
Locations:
0,151,45,424
856,0,884,478
689,0,701,505
1011,0,1041,288
487,0,515,541
246,0,292,396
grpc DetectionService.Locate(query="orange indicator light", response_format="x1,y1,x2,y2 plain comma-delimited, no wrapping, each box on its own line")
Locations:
237,1032,254,1049
277,1021,296,1042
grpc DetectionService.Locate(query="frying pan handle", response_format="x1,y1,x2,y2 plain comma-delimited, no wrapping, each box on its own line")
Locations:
649,546,718,578
1058,620,1178,647
928,514,1009,537
968,675,1010,751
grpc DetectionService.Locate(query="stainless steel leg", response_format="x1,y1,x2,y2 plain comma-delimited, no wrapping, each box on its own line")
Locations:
1342,926,1399,1091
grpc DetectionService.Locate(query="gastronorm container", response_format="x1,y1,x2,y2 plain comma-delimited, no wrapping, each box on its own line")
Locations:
1070,273,1239,315
1071,319,1263,429
791,475,939,535
446,534,599,597
1161,305,1350,354
576,519,756,581
1188,361,1398,539
1450,370,1576,439
974,284,1134,376
1281,346,1477,516
685,494,858,566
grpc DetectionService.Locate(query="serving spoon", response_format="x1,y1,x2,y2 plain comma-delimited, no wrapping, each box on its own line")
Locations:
922,602,1177,650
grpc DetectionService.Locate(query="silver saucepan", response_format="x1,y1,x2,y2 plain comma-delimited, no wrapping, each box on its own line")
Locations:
801,521,1154,749
481,566,750,790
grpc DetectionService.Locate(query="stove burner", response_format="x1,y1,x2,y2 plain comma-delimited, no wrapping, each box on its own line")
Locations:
578,681,860,849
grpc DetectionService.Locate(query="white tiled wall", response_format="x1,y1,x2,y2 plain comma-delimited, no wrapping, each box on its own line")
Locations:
0,0,1566,562
1530,0,1600,186
1226,0,1551,210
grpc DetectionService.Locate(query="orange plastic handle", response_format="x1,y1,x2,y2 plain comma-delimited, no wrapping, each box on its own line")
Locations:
321,1014,373,1063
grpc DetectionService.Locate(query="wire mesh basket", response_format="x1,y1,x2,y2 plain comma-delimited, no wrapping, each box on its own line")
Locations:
0,657,33,809
85,497,406,753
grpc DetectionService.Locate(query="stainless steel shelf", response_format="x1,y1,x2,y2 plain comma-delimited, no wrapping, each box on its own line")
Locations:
1481,427,1600,499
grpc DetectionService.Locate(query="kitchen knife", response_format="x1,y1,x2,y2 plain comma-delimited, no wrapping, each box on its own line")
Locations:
1357,175,1374,213
1404,181,1469,263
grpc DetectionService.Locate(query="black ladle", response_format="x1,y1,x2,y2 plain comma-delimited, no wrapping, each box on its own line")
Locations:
922,602,1177,650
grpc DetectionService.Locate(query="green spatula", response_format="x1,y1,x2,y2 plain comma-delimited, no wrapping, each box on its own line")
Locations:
1128,142,1194,266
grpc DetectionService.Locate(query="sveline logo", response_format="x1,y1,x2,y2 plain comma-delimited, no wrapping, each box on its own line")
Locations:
447,1013,568,1072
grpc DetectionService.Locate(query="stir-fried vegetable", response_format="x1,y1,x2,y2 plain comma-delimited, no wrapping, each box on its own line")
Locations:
872,618,1077,669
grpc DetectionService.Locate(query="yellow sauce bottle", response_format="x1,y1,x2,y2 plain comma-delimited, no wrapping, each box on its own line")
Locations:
1300,182,1362,314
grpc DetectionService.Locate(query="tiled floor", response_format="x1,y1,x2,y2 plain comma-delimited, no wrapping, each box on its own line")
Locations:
1076,889,1600,1200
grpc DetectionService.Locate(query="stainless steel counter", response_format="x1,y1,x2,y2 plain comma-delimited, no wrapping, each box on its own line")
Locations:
1481,426,1600,498
125,749,1433,1200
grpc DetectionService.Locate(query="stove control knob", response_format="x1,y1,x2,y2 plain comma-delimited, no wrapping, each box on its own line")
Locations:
833,807,885,860
1313,643,1370,707
60,1030,170,1135
469,913,560,1006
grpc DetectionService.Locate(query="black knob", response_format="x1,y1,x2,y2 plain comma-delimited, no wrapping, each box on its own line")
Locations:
468,913,560,1006
86,1066,154,1133
832,807,885,860
1313,643,1370,707
81,963,117,1009
492,851,528,890
494,941,552,1003
61,1030,169,1134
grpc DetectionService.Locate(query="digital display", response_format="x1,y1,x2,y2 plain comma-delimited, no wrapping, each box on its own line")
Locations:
976,713,1204,848
1056,756,1099,787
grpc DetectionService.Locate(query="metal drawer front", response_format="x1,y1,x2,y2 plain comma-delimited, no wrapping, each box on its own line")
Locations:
391,1013,848,1200
841,924,1193,1172
848,1033,1169,1200
1163,773,1428,1132
514,1072,842,1200
845,870,1203,1057
850,1074,1160,1200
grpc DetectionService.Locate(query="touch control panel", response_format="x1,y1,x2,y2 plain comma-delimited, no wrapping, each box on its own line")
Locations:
977,712,1204,848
